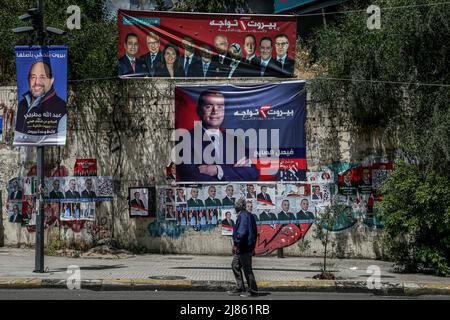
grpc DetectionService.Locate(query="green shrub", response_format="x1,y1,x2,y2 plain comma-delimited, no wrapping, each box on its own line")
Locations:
377,162,450,276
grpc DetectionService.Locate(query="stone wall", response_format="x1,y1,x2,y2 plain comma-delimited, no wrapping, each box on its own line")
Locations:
0,79,396,258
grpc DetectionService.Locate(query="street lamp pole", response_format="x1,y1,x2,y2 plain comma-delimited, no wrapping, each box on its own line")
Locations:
34,0,46,273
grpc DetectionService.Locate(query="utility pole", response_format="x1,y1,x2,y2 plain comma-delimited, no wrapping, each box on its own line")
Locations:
13,0,65,273
35,0,46,274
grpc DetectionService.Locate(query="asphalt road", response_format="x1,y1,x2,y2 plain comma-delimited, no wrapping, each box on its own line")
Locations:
0,289,448,300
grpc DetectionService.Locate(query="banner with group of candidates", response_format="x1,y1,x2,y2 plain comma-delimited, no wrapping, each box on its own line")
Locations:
118,10,296,79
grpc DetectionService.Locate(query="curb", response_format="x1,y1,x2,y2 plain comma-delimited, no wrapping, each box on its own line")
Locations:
0,278,449,295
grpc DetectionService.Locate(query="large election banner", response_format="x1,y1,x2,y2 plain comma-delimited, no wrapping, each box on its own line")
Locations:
14,46,68,146
174,81,307,182
118,10,296,78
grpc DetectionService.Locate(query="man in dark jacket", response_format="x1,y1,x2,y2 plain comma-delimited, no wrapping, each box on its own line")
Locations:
228,199,258,297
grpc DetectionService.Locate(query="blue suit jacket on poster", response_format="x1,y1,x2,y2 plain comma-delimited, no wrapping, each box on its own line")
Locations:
177,127,259,182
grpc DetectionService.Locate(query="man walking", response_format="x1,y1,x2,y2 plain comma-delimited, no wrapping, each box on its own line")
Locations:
228,199,258,297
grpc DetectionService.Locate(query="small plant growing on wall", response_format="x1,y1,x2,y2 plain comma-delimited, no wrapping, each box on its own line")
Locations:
313,203,349,280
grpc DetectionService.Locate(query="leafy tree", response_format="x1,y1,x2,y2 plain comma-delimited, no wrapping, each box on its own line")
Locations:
310,0,450,175
0,0,116,84
377,162,450,276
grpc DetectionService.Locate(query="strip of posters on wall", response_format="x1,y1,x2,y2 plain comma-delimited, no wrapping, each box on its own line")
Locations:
175,81,307,182
117,10,297,78
157,163,393,235
6,176,114,225
13,46,68,146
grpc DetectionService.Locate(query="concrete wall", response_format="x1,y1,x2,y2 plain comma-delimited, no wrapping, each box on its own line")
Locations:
0,79,395,258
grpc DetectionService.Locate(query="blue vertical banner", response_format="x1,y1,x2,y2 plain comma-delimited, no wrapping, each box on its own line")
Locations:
13,46,68,146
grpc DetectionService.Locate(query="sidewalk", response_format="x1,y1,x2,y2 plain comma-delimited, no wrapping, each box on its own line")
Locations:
0,248,449,295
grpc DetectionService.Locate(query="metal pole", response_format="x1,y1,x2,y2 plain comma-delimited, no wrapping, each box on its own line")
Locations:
34,147,45,272
33,0,45,273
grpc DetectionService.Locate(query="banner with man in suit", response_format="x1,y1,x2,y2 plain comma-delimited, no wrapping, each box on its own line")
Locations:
13,46,67,146
174,81,307,182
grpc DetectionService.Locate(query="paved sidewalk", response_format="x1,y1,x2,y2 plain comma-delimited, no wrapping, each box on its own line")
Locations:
0,248,449,295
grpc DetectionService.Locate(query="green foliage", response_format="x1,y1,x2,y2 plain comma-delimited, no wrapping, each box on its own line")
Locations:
172,0,248,13
310,0,450,174
0,0,116,85
313,203,348,278
377,162,450,276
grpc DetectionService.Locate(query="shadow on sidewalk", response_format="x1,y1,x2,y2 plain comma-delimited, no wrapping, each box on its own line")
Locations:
173,266,329,272
48,264,127,273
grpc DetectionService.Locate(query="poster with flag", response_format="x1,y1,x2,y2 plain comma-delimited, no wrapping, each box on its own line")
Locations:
118,10,296,78
174,81,307,182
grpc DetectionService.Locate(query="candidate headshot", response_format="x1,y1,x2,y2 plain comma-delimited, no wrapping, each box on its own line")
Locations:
65,178,81,199
49,179,65,199
177,89,259,182
81,178,96,198
140,31,162,77
274,34,294,77
118,32,147,76
15,61,66,140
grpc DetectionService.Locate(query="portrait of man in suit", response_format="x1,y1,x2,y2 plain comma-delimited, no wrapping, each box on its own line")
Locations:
118,32,147,76
9,179,23,201
14,61,67,144
204,185,222,207
165,188,175,203
130,191,146,209
296,198,315,220
258,37,283,77
189,44,218,78
179,36,200,77
221,211,235,227
176,89,259,181
211,34,231,77
65,178,81,199
246,184,256,199
81,178,96,199
49,179,65,199
140,31,162,77
239,34,259,77
245,200,259,221
278,199,296,220
176,188,186,203
274,34,294,77
187,187,205,207
9,204,22,223
222,185,236,206
257,186,273,204
340,169,357,195
311,185,323,201
258,210,277,221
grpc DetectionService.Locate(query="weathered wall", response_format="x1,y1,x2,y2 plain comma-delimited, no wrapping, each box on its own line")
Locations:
0,79,396,258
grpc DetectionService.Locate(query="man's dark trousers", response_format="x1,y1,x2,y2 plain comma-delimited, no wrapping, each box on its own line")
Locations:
231,252,257,293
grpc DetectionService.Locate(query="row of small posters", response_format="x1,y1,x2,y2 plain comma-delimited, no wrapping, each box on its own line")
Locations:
6,198,96,225
7,176,114,202
159,168,390,235
6,176,113,225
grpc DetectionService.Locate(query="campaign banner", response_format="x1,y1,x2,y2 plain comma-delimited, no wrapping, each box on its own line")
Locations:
14,46,68,146
118,10,296,78
175,81,307,182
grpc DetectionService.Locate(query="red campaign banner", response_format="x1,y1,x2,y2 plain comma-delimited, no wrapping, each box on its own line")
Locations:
74,159,97,176
118,10,297,78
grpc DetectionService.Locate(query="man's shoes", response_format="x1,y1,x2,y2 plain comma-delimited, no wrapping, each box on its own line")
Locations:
240,291,258,298
227,289,244,296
